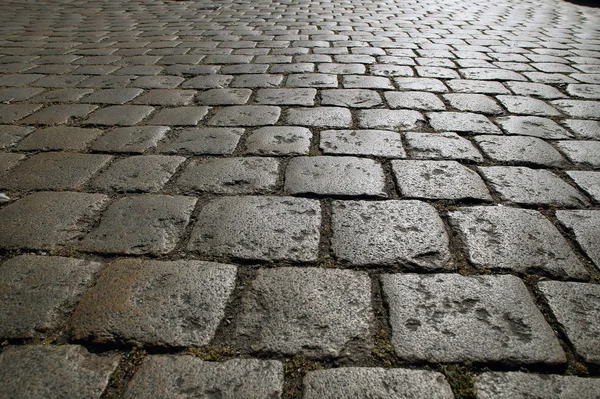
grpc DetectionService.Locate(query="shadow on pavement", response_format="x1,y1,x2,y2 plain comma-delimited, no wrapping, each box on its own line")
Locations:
564,0,600,7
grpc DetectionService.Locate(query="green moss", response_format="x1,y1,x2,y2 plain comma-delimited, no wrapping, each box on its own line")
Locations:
283,356,323,398
371,328,396,367
188,346,235,361
439,363,476,399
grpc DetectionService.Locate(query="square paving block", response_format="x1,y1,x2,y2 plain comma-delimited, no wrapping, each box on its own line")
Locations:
473,135,567,167
556,210,600,269
405,132,483,162
159,128,243,155
15,126,103,151
244,126,311,155
90,125,169,153
320,129,406,158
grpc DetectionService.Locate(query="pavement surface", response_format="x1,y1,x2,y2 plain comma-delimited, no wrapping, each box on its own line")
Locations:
0,0,599,397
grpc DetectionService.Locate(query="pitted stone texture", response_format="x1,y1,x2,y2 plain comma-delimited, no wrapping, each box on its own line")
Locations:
566,84,600,100
0,104,42,123
331,200,452,270
90,155,185,192
320,129,405,157
459,68,526,81
181,75,233,89
479,166,588,207
556,210,600,269
0,125,34,149
443,93,503,115
394,77,448,93
148,106,209,126
15,126,103,152
428,112,501,134
405,132,483,162
476,372,600,399
381,273,566,365
196,88,251,105
133,89,196,106
21,104,97,125
285,156,386,197
83,105,153,126
448,206,588,279
497,96,561,117
70,259,236,347
0,255,103,339
286,107,352,128
79,195,196,255
0,192,108,251
0,152,25,176
287,73,338,88
555,141,600,168
392,160,491,201
209,105,280,126
551,100,600,119
567,171,600,202
539,281,600,365
90,126,169,153
177,157,279,194
235,267,372,357
83,88,143,104
124,357,283,399
474,135,567,167
447,79,510,94
496,116,572,139
303,368,454,399
160,128,242,155
245,126,311,155
188,196,320,262
255,88,316,106
563,120,600,140
0,152,112,191
0,345,119,399
357,109,424,131
321,89,382,108
385,91,446,111
505,82,567,99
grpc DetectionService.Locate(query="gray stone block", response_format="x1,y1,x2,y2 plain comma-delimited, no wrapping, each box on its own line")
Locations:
405,132,483,162
320,129,405,157
235,267,372,357
148,106,209,126
443,93,503,115
556,210,600,269
209,105,280,126
385,91,446,111
0,125,34,149
90,125,169,153
555,141,600,168
196,88,251,105
133,89,196,106
321,89,382,108
331,200,452,270
428,112,501,134
188,196,321,262
15,126,103,151
21,104,97,125
448,206,588,279
255,88,316,106
496,116,572,139
497,95,561,116
562,119,600,140
0,152,25,176
70,259,236,346
381,273,566,364
474,135,567,167
244,126,311,155
286,107,352,127
160,128,242,155
0,104,43,123
551,99,600,119
567,171,600,203
84,105,153,126
357,109,424,130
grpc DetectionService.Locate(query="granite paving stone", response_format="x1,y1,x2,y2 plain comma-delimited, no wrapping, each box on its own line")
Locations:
320,129,405,157
84,105,154,126
21,104,97,125
331,200,452,270
209,105,280,126
551,99,600,119
0,152,25,177
0,104,42,123
230,74,283,88
181,75,233,89
446,79,510,94
0,191,109,250
476,372,600,399
303,368,454,399
177,157,279,194
244,126,311,155
90,155,185,192
0,345,119,399
70,259,236,347
385,91,446,111
460,68,527,81
381,273,566,364
130,75,184,89
443,93,503,115
556,210,600,269
473,135,568,167
254,88,316,106
15,126,103,151
0,255,104,339
448,206,588,279
148,106,209,126
0,87,44,102
30,88,93,103
285,156,386,197
286,73,338,88
160,127,242,155
321,89,382,108
357,109,424,130
394,77,448,92
0,152,112,190
567,171,600,203
0,125,34,148
405,132,483,162
286,107,351,127
505,81,567,99
187,196,320,262
566,84,600,100
82,88,143,104
539,281,600,365
562,119,600,140
497,95,561,117
393,160,491,201
428,112,501,134
132,89,196,106
495,116,572,139
90,125,169,153
196,88,251,105
342,75,394,89
123,357,283,399
555,141,600,168
234,267,372,357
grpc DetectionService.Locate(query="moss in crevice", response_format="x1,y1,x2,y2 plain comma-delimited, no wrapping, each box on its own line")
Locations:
101,346,146,399
283,356,323,399
439,363,476,399
187,345,235,362
371,328,396,367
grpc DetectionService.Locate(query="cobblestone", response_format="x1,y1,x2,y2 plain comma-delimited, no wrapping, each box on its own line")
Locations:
209,105,280,126
83,105,153,126
473,135,568,167
15,126,102,151
320,129,405,157
90,125,169,153
495,116,572,139
244,126,311,155
556,210,600,270
567,171,600,203
428,112,501,134
405,132,483,162
160,128,242,155
555,141,600,168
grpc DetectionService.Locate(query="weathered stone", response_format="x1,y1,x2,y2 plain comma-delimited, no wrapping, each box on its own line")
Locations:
394,77,448,92
405,132,483,162
443,93,503,115
133,89,196,106
0,255,103,339
0,345,119,399
479,166,588,207
539,281,600,365
21,104,97,125
459,68,526,81
255,88,316,106
381,273,566,364
285,156,386,197
0,125,34,149
130,75,184,89
321,89,382,108
286,107,352,127
181,75,233,89
83,88,143,104
447,79,510,94
177,157,279,194
563,119,600,140
187,196,320,262
70,259,236,347
79,195,196,255
84,105,154,126
30,88,93,103
124,357,283,399
0,152,25,176
357,109,424,130
556,210,600,269
304,368,454,399
286,73,338,88
90,126,169,153
567,171,600,202
148,106,209,126
495,116,572,139
555,141,600,168
551,99,600,119
505,82,567,99
448,206,588,279
244,126,311,155
0,152,112,190
385,91,445,111
15,126,102,151
0,104,42,123
235,267,372,357
392,160,491,200
160,128,242,155
331,200,452,270
473,135,567,167
196,88,251,105
209,105,280,126
476,372,600,399
343,75,394,89
428,112,501,134
320,129,405,157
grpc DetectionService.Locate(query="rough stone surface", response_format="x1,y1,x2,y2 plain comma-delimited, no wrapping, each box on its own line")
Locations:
285,156,386,197
0,255,104,339
381,273,566,364
357,109,424,130
476,372,600,399
556,210,600,270
385,91,446,111
90,126,169,153
321,89,382,108
188,196,321,262
567,171,600,202
331,200,452,270
479,166,588,207
320,129,405,157
428,112,501,134
286,107,352,127
148,106,209,126
392,160,491,200
209,105,280,126
0,191,109,250
496,116,572,139
15,126,103,151
0,345,119,399
124,357,283,399
79,195,196,255
405,132,483,162
555,141,600,168
0,125,34,149
448,206,588,279
474,135,567,167
160,128,242,155
234,267,372,357
255,88,316,106
303,368,454,399
244,126,311,155
83,105,153,126
70,259,237,347
539,281,600,365
0,152,25,176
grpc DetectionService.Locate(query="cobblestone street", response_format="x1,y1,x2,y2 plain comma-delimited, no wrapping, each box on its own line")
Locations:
1,0,600,397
